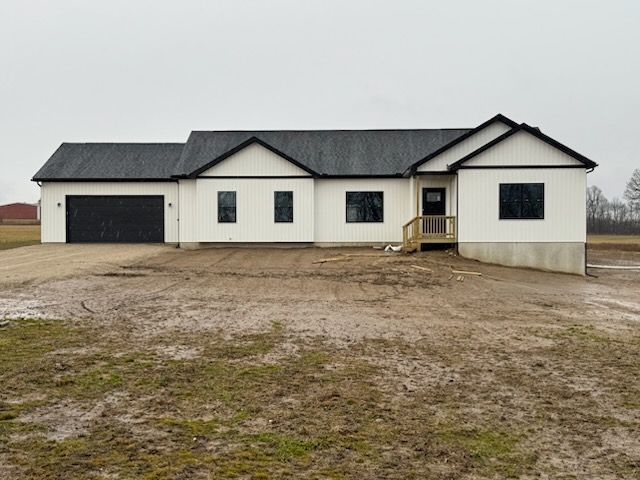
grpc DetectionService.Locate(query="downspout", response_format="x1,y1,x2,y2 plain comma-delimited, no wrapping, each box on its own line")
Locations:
176,179,180,248
455,172,459,254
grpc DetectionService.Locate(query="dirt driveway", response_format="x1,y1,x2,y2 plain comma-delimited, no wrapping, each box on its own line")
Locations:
1,244,638,339
0,244,639,478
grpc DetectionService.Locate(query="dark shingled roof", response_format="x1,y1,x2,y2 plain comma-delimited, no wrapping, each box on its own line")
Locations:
176,129,471,177
33,130,473,180
32,143,185,181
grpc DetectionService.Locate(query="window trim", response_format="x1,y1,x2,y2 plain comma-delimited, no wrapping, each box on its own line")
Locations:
274,191,294,223
217,191,237,223
345,191,384,223
499,183,545,220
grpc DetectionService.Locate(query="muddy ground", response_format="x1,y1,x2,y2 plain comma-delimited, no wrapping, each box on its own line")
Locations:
0,244,639,479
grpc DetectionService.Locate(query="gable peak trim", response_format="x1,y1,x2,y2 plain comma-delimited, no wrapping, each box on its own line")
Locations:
186,136,319,178
447,123,598,171
407,113,518,175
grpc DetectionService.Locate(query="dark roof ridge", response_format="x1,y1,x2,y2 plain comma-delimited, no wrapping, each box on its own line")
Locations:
188,128,471,133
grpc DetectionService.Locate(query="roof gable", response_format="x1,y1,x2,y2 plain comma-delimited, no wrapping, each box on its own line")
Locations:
197,141,313,177
188,137,317,177
448,124,598,170
409,114,518,174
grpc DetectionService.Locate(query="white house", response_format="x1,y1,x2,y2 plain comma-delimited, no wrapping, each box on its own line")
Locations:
32,114,597,274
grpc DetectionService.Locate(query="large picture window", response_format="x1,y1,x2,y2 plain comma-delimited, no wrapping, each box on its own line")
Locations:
499,183,544,219
274,191,293,223
346,192,384,223
218,191,236,223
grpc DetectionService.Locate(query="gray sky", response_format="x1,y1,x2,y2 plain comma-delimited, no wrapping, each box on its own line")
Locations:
1,0,638,204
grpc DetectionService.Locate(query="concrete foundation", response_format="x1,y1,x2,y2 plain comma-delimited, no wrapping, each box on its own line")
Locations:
458,242,586,275
313,242,397,248
180,242,313,250
180,242,398,250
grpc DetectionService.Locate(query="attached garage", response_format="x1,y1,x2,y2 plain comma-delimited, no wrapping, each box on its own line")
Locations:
66,195,164,243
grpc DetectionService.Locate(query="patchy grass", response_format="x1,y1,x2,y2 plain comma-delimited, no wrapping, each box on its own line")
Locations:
435,427,534,477
588,234,640,251
1,317,639,478
0,225,40,250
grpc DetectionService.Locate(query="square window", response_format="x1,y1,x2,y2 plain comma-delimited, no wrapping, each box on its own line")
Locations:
499,183,544,219
346,192,384,222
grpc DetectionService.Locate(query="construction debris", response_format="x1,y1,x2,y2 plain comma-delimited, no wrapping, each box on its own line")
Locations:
451,269,482,276
312,256,349,264
411,265,432,272
456,275,464,282
313,253,395,264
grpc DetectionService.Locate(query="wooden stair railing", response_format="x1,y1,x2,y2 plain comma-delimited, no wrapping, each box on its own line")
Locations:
402,215,456,252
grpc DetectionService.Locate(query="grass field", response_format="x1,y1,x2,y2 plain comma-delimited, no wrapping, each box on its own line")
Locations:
0,225,40,250
587,234,640,251
2,317,633,479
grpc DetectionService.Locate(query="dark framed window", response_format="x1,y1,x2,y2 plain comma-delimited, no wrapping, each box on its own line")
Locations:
499,183,544,219
346,192,384,223
218,191,236,223
274,191,293,223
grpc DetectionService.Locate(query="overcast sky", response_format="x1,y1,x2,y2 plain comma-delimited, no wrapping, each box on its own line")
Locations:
1,0,638,204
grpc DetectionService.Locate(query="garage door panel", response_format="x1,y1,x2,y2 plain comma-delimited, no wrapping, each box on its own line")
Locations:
66,196,164,243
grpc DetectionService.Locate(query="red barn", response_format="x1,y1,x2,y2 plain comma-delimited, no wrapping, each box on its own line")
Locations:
0,203,39,221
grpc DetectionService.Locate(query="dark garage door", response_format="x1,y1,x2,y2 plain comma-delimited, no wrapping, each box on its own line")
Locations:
66,195,164,243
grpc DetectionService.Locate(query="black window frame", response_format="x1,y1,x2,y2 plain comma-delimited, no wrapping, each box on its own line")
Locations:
346,191,384,223
274,191,294,223
499,183,544,220
217,191,237,223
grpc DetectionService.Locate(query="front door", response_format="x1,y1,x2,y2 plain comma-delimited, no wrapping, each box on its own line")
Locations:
422,188,446,216
422,188,446,235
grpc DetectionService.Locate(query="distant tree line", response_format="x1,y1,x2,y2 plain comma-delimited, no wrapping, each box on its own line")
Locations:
587,168,640,234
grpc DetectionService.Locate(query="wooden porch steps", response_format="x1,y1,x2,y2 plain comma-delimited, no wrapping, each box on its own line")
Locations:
402,215,457,252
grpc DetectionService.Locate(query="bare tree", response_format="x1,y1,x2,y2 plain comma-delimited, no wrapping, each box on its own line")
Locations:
586,176,640,234
586,185,604,231
624,168,640,211
610,198,628,225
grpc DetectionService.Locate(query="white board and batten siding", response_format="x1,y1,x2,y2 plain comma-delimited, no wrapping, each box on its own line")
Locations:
457,130,587,243
198,143,311,177
180,143,315,243
417,121,512,172
314,179,411,244
40,182,179,243
461,130,585,167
